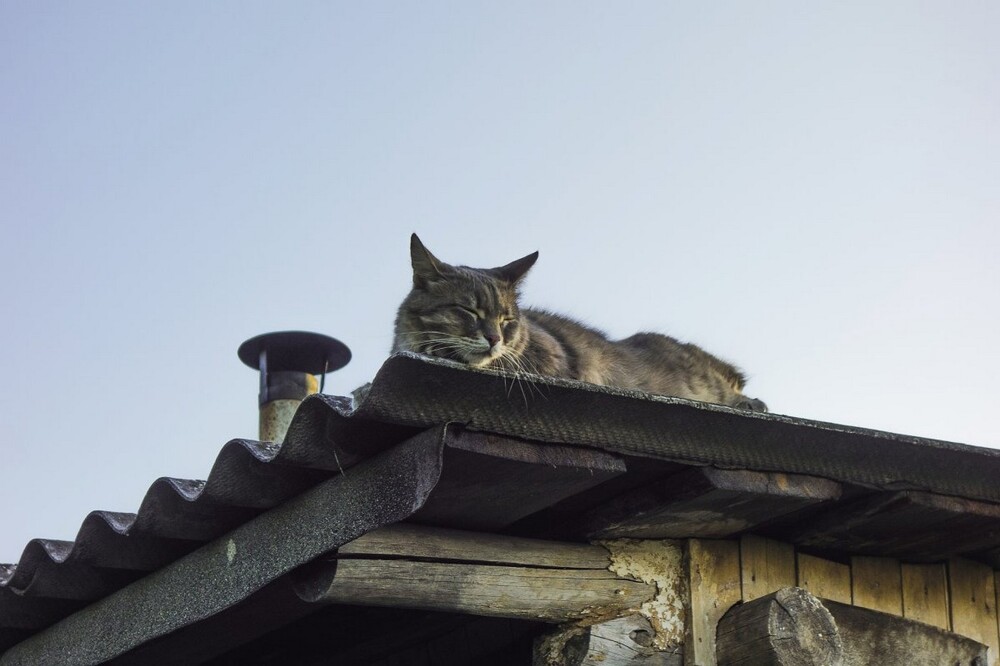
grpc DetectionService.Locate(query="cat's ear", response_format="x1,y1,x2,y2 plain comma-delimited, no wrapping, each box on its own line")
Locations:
493,251,539,284
410,233,449,287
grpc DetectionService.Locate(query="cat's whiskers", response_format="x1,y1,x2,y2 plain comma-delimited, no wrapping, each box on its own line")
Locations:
494,349,551,406
516,355,550,401
511,353,549,402
400,331,488,362
496,354,529,408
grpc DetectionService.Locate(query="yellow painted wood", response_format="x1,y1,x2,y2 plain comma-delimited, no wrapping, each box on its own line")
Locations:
901,563,950,630
949,558,999,666
797,553,851,604
686,539,742,666
739,534,796,602
851,556,902,615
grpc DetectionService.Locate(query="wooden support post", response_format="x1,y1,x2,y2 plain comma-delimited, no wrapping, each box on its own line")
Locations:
716,587,843,665
686,539,741,666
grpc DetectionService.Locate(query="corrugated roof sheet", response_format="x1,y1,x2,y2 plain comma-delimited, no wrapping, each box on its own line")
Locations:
3,352,1000,662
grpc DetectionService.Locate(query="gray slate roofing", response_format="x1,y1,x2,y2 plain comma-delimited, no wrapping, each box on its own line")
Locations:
2,352,1000,663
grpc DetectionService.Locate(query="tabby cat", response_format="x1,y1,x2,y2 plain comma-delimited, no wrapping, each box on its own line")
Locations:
393,234,766,411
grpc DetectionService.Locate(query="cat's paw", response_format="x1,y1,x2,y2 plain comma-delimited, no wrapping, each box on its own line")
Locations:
734,397,768,413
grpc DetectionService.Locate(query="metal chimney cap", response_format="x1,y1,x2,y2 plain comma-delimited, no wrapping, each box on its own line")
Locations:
238,331,351,374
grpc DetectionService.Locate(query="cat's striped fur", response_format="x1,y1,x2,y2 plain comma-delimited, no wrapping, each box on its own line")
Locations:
393,234,766,411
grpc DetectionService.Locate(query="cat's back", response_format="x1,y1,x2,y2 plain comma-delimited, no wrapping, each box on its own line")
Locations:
521,311,753,405
520,308,624,384
523,308,611,344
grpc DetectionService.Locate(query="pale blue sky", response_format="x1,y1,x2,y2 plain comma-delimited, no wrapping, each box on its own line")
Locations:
1,2,998,561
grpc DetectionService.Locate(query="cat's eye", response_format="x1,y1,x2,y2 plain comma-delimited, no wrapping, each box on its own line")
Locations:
454,306,479,319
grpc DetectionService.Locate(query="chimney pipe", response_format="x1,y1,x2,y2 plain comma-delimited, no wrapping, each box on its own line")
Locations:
238,331,351,443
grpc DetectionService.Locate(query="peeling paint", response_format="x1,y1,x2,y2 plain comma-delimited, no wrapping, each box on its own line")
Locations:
599,538,687,651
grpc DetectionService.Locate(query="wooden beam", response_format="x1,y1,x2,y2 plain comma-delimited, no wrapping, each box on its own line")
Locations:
686,539,741,666
294,525,655,623
340,523,612,569
825,598,988,665
797,553,851,604
718,587,989,666
739,535,795,602
786,491,1000,563
580,467,840,540
308,559,649,622
716,587,843,665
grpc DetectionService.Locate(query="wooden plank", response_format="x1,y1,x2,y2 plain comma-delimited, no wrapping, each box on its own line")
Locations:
686,539,742,666
339,523,612,569
414,430,626,531
901,563,950,630
739,535,796,602
851,556,902,615
797,553,851,604
580,468,840,540
949,558,999,665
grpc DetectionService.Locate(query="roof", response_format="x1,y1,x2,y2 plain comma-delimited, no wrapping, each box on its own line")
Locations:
3,352,1000,664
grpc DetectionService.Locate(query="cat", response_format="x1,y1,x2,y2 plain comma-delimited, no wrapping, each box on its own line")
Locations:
393,234,767,412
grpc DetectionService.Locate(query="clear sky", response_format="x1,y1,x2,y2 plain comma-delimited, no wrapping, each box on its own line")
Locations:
1,2,998,562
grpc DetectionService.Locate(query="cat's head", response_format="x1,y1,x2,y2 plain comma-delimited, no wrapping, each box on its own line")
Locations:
393,234,538,368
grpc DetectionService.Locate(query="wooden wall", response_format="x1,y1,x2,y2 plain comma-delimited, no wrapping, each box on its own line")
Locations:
688,535,1000,666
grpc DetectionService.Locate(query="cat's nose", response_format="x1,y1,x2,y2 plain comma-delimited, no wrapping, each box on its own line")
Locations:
485,333,501,348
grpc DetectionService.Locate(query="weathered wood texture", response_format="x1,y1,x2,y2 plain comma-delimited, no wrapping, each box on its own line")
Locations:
534,615,682,666
787,490,1000,563
413,431,627,531
716,587,843,666
796,553,852,604
717,587,988,666
850,556,902,615
581,468,840,539
313,559,651,622
825,599,989,666
686,539,741,666
949,558,999,665
340,523,612,569
309,524,1000,665
739,535,795,602
296,525,654,623
901,563,950,630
